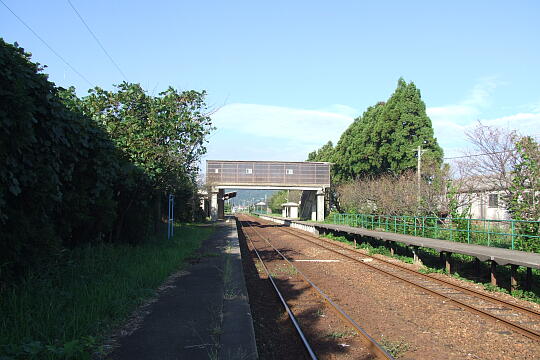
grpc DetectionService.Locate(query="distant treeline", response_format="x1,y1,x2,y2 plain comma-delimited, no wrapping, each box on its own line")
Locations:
0,39,213,282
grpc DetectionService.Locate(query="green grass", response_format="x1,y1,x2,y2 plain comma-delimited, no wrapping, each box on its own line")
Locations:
0,223,213,360
275,264,298,276
379,337,410,358
325,330,356,339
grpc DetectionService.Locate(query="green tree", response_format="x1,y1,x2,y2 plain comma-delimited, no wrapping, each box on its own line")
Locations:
82,84,212,193
0,38,213,279
507,136,540,252
378,78,443,174
332,102,386,181
323,78,443,182
80,83,213,241
268,190,301,213
307,141,334,162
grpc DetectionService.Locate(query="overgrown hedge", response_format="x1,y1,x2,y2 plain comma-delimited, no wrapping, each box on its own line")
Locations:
0,39,212,282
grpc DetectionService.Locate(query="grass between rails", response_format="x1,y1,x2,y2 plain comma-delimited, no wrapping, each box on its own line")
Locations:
321,233,540,304
0,223,214,360
379,337,410,359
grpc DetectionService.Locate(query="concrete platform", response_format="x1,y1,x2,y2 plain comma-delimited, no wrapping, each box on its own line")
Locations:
259,215,540,270
109,218,258,360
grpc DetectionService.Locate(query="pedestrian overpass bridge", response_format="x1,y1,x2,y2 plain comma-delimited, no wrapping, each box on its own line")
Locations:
205,160,331,221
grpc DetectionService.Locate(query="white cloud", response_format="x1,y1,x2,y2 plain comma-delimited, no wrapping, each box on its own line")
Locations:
426,77,540,158
479,112,540,133
527,100,540,113
462,76,499,107
203,83,540,165
428,77,500,126
428,111,540,158
427,105,479,124
427,77,499,155
203,103,355,163
211,103,354,144
317,104,359,118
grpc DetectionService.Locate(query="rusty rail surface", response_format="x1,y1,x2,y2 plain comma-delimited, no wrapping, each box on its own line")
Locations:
259,216,540,342
238,218,318,359
238,215,395,360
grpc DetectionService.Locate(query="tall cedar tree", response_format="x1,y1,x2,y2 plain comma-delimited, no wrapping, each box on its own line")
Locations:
315,78,443,182
307,140,334,162
332,103,386,180
378,78,443,174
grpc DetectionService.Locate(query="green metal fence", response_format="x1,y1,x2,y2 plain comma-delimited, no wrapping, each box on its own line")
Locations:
331,213,540,251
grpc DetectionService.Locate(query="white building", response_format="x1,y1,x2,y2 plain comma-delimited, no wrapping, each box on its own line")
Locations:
455,178,511,220
282,202,299,218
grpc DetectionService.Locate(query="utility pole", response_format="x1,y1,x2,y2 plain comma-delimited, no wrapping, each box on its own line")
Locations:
416,145,427,203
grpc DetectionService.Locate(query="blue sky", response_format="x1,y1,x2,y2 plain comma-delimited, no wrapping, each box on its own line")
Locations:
2,0,539,164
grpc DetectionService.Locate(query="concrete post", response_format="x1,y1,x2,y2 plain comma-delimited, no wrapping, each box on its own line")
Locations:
412,246,422,265
210,188,218,221
525,267,532,290
490,261,497,287
443,252,452,274
316,189,325,222
474,258,481,279
510,265,518,292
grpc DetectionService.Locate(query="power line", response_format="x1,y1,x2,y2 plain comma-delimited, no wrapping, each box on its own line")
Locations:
66,0,129,82
444,150,513,160
0,0,95,87
444,133,540,160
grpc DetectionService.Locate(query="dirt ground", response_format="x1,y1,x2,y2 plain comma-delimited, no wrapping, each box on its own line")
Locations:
237,219,311,360
238,215,540,360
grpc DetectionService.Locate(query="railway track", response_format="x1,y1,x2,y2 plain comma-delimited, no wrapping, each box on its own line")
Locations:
254,215,540,342
238,215,395,360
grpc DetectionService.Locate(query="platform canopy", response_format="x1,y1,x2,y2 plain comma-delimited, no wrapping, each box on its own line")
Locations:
206,160,330,190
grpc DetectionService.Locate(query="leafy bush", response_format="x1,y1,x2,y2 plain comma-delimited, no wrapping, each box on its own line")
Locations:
0,39,213,281
0,40,119,280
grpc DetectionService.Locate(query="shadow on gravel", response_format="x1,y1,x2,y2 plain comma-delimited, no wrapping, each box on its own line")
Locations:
237,219,367,360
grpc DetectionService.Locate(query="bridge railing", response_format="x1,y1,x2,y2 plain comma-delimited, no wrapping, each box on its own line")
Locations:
331,213,540,252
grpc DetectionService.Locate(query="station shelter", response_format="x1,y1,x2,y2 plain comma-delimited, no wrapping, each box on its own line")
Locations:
281,202,299,219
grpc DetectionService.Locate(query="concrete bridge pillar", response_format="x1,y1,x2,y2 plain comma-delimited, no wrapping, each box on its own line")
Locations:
218,189,225,220
310,192,317,221
316,189,325,222
210,188,218,221
210,188,225,221
299,188,327,221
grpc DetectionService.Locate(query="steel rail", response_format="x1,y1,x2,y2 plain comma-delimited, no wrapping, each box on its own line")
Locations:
239,216,395,360
239,219,318,359
282,226,540,318
260,218,540,342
